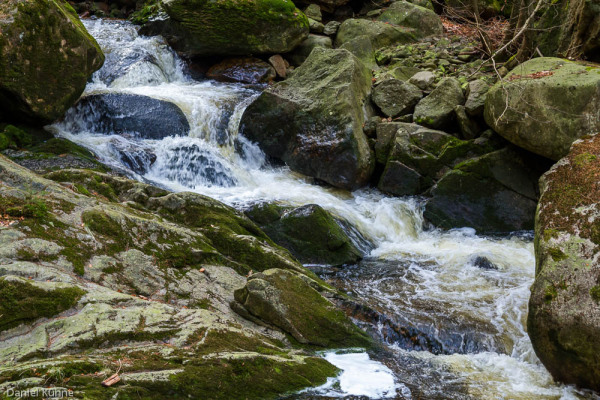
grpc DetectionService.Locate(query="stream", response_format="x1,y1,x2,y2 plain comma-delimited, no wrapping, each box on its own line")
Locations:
49,19,599,400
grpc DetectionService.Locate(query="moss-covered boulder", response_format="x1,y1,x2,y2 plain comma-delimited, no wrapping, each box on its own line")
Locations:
377,123,494,196
528,134,600,391
414,77,465,130
335,18,418,50
234,268,372,347
245,203,363,266
372,79,423,118
0,155,371,398
484,57,600,161
140,0,309,57
424,146,549,233
0,0,104,124
377,1,443,38
240,48,374,190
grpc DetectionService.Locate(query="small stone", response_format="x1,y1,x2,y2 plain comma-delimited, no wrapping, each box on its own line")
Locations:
323,21,341,36
308,18,325,34
268,54,287,78
304,4,322,21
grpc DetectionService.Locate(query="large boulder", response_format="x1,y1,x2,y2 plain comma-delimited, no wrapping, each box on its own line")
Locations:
377,1,443,38
335,19,417,50
240,48,374,190
424,146,548,233
414,77,465,130
528,134,600,391
0,0,104,124
234,268,372,347
245,203,364,266
140,0,309,57
65,93,190,139
484,57,600,161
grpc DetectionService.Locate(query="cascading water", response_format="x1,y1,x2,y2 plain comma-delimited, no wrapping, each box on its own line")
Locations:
50,19,598,400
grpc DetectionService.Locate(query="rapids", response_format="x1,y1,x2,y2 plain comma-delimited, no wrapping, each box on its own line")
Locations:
49,19,599,400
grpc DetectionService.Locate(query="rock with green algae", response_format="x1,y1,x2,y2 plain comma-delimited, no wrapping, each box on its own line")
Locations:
0,156,368,398
0,0,104,125
484,57,600,161
234,268,372,347
423,146,550,233
528,134,600,392
335,18,418,50
287,33,333,66
377,1,443,38
245,203,363,266
413,77,465,130
240,48,374,190
139,0,309,57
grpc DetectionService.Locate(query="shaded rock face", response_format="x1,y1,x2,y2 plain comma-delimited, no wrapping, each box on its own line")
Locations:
0,155,363,398
377,1,443,38
207,57,276,84
414,77,465,130
529,134,600,391
0,0,104,125
245,203,364,266
233,268,372,347
240,48,374,190
140,0,309,57
423,146,549,233
66,93,190,139
287,34,333,66
335,19,418,50
376,123,494,196
485,57,600,161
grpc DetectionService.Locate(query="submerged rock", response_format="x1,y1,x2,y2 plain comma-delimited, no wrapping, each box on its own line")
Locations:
485,57,600,160
245,203,364,266
140,0,309,57
0,0,104,124
67,93,190,139
240,48,374,190
529,134,600,391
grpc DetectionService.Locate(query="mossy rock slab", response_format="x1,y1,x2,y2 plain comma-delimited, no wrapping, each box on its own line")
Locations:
335,18,418,50
414,77,465,130
484,57,600,161
0,0,104,125
234,268,372,348
377,1,443,38
140,0,309,57
245,203,364,266
528,133,600,391
240,48,374,190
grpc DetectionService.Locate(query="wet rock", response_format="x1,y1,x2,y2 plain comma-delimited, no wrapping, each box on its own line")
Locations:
245,203,364,266
529,134,600,391
287,34,333,66
335,19,418,50
207,57,276,84
485,58,600,161
409,70,436,90
372,79,423,118
377,1,443,38
424,147,549,233
140,0,309,57
240,48,374,190
0,0,104,124
414,77,465,130
465,79,491,117
233,268,372,347
469,256,497,270
67,93,190,139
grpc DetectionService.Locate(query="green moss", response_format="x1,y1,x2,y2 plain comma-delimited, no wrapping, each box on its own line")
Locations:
0,195,48,219
548,247,568,262
590,285,600,303
544,284,558,303
0,125,32,151
0,278,85,332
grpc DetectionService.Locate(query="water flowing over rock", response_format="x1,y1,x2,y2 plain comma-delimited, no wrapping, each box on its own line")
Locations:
529,134,600,391
66,93,190,139
0,0,104,124
240,48,374,190
485,57,600,161
140,0,309,57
